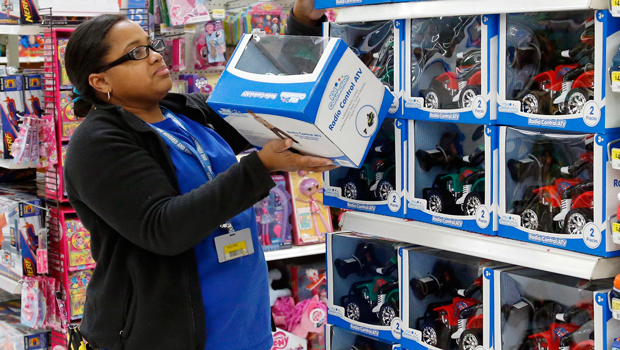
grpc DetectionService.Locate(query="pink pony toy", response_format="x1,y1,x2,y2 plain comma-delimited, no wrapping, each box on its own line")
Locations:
285,295,327,339
295,177,330,239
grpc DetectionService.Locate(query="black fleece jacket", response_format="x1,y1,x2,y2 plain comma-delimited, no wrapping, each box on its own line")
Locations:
64,13,325,350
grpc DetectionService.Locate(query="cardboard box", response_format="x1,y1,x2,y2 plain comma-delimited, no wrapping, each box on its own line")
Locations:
403,15,499,125
0,75,24,159
255,174,293,252
0,0,20,24
497,10,620,133
23,74,42,117
406,121,499,235
271,328,307,350
0,300,49,350
499,126,620,256
208,34,394,168
314,0,389,10
326,324,403,349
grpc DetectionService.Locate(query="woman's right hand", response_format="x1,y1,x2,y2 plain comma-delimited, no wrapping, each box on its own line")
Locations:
257,139,339,173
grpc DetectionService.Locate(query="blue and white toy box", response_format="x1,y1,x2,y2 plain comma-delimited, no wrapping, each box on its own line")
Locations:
0,75,24,159
495,268,617,350
327,232,404,343
314,0,389,10
497,10,620,133
406,121,499,235
499,126,620,257
326,324,403,350
403,15,499,125
400,246,507,350
324,20,404,119
323,116,406,218
208,34,394,168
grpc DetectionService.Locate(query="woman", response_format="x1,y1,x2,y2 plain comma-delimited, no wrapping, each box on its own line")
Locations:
63,3,331,349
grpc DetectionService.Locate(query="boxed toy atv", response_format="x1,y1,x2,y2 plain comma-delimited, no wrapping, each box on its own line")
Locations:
400,247,506,350
403,15,498,125
323,117,406,218
498,10,620,133
496,269,617,350
498,127,620,256
325,20,404,118
208,34,394,168
327,232,403,343
326,324,403,350
407,121,498,234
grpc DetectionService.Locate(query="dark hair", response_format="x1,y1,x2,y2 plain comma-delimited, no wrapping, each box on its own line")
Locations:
65,14,127,118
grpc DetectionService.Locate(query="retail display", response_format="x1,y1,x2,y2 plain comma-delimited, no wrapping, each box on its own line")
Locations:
171,37,186,72
0,0,20,24
289,261,327,303
19,35,44,58
194,20,227,70
223,2,289,46
407,121,498,234
255,174,293,251
208,34,395,168
326,324,403,350
324,117,405,218
499,127,620,256
0,300,49,350
0,75,24,159
24,75,42,118
287,171,332,246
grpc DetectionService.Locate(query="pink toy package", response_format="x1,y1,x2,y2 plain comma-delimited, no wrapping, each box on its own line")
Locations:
254,175,292,252
245,2,285,35
172,37,186,72
287,171,332,246
64,218,95,271
194,20,226,70
167,0,210,26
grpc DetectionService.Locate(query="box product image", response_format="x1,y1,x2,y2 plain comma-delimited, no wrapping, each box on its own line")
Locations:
407,121,498,234
23,74,42,117
254,174,293,252
498,11,620,132
323,117,405,218
327,232,402,342
499,127,620,256
401,247,505,350
404,15,498,124
325,20,403,117
208,34,395,168
287,171,332,246
326,324,403,350
0,75,24,159
496,269,617,350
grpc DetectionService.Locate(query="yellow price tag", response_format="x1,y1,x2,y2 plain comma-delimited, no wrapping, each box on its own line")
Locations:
613,148,620,161
613,298,620,311
613,72,620,82
614,223,620,234
224,241,247,259
213,9,226,19
613,0,620,7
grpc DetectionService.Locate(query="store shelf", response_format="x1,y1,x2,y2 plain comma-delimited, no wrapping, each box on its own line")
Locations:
0,159,37,170
340,211,620,280
336,0,607,23
0,275,21,295
0,56,44,64
0,25,42,35
37,1,120,16
264,243,326,261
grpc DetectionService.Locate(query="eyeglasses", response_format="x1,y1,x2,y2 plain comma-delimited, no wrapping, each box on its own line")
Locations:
97,38,166,73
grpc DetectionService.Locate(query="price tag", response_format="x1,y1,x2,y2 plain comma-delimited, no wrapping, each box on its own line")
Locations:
213,9,226,19
612,148,620,161
613,72,620,82
613,0,620,7
614,223,620,234
613,298,620,311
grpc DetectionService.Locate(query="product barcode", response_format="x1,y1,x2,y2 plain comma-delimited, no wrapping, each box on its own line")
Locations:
336,159,353,167
228,249,246,258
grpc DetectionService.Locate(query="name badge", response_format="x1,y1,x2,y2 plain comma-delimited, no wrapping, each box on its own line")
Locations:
213,228,254,263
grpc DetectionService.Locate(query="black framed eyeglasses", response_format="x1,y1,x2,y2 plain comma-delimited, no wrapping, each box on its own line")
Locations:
97,38,166,73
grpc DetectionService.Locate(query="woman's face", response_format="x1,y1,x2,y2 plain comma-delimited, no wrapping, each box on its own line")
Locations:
99,20,172,104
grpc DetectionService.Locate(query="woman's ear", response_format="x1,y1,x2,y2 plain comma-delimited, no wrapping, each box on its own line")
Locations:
88,72,111,95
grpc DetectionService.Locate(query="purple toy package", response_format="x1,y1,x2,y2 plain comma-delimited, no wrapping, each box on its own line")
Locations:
255,174,292,252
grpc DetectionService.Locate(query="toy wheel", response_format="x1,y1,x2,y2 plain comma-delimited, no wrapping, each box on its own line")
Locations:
464,192,483,216
424,88,441,109
422,324,440,347
566,88,588,115
343,181,360,200
426,189,446,213
375,179,394,201
520,208,539,230
521,93,540,114
345,296,371,322
563,208,592,235
460,85,481,109
379,302,398,326
458,329,482,350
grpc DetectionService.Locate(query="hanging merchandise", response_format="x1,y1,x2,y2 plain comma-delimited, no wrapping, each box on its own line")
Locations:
245,2,286,35
254,174,292,252
64,218,95,271
0,300,49,349
0,75,25,159
38,114,57,168
194,19,226,70
59,91,80,141
165,0,210,26
171,37,186,71
56,39,71,90
23,74,43,117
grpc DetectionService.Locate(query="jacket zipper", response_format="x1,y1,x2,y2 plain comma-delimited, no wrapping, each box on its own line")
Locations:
185,265,198,350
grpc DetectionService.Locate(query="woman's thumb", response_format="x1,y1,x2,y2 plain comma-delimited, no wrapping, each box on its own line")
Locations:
273,138,293,152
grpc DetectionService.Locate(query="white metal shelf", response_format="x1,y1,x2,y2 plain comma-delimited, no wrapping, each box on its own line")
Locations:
37,1,120,16
264,243,326,261
336,0,607,23
0,25,41,35
0,56,44,64
340,211,620,280
0,275,21,295
0,159,37,170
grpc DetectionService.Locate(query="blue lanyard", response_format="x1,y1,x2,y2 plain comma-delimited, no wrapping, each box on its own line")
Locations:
150,108,216,181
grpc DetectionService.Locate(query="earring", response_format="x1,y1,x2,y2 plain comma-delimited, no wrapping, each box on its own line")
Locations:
107,90,111,103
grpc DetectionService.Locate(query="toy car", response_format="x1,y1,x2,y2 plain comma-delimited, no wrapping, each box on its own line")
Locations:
423,167,484,215
340,275,399,325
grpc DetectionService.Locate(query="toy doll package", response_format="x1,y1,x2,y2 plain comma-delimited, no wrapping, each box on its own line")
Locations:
245,2,286,35
194,20,226,70
288,171,333,246
64,218,95,271
59,91,79,141
255,175,292,252
166,0,210,26
56,39,71,90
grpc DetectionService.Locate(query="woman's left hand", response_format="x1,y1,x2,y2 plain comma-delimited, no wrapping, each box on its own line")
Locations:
292,0,326,27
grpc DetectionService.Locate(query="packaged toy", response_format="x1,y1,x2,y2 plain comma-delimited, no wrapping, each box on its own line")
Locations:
24,74,42,117
208,34,395,168
66,269,92,320
59,91,79,141
270,327,308,350
327,232,401,343
19,35,44,57
288,171,332,246
0,300,49,350
324,117,405,218
57,39,71,89
255,174,292,251
272,295,327,342
0,0,20,24
0,75,24,159
499,127,620,256
326,324,403,350
206,20,226,64
171,37,186,72
20,0,40,25
166,0,210,26
498,11,620,132
163,38,173,70
407,121,498,234
194,73,219,95
404,15,498,125
245,2,285,35
64,218,95,270
289,261,327,304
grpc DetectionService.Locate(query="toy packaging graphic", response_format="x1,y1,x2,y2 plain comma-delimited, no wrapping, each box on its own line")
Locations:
270,328,308,350
289,261,327,303
67,269,92,320
19,35,44,57
327,232,402,343
404,15,498,125
254,174,293,252
400,246,506,350
0,0,20,24
59,91,79,141
496,268,617,350
287,171,332,246
20,0,40,25
0,300,49,350
56,39,71,89
23,74,42,117
326,20,403,118
0,75,24,159
498,11,620,133
245,2,286,35
171,37,186,72
166,0,210,26
324,117,405,218
499,127,620,256
63,218,95,270
208,34,395,168
407,121,498,235
326,324,402,350
194,20,226,70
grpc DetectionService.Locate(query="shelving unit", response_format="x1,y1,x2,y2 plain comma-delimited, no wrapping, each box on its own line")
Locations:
0,275,21,295
0,159,38,170
0,56,44,64
37,1,119,16
0,25,42,35
340,211,620,280
264,243,326,261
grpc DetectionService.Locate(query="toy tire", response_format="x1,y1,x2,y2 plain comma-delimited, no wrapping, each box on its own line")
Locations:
463,191,483,216
344,296,372,322
458,328,482,350
379,301,398,326
563,207,593,235
424,87,442,109
519,206,540,231
421,321,448,349
375,178,394,201
521,90,549,115
566,88,588,115
425,188,454,214
342,179,362,200
460,85,481,109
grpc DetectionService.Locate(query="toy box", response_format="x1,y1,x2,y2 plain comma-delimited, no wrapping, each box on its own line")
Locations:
208,34,395,168
287,171,332,246
496,268,617,350
403,15,498,125
56,39,70,89
63,218,95,271
0,75,24,159
20,0,40,25
498,10,620,133
255,174,292,252
314,0,389,11
323,117,406,218
400,246,507,350
23,75,42,117
499,126,620,256
59,91,79,141
0,0,20,24
165,0,210,26
326,324,402,350
171,37,186,72
0,300,49,350
327,232,403,343
325,20,403,118
406,121,498,235
271,328,308,350
289,261,326,303
244,2,286,35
